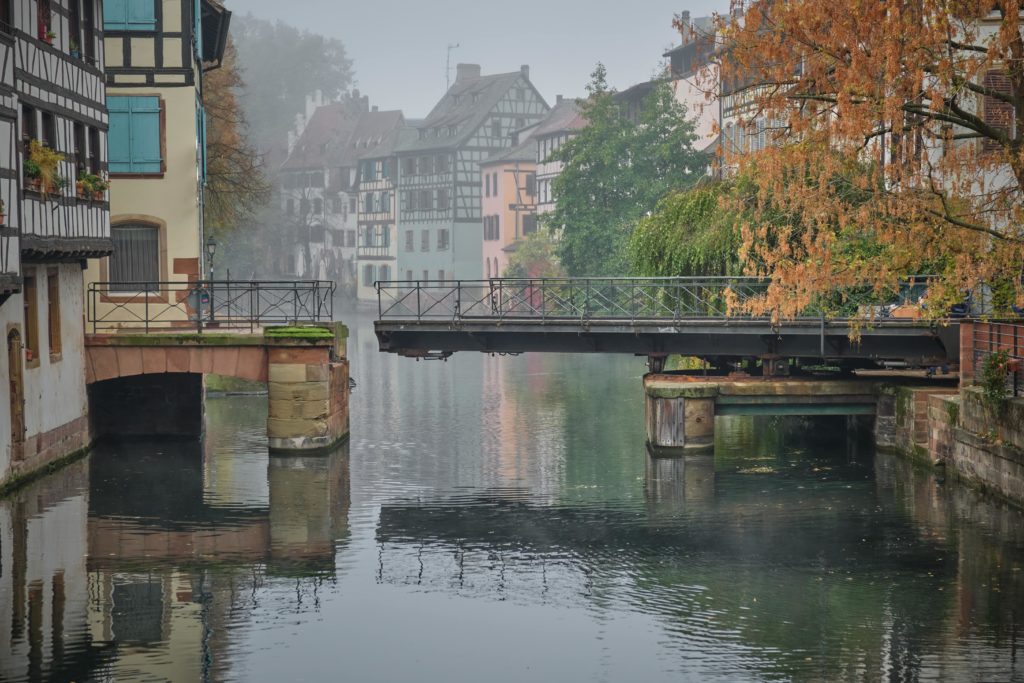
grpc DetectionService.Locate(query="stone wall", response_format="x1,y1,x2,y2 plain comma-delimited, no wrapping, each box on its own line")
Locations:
876,386,958,465
943,388,1024,504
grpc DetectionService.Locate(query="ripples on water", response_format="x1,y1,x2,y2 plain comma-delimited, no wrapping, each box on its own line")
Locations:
1,312,1023,682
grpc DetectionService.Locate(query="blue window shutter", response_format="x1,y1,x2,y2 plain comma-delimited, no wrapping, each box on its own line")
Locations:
103,0,127,29
194,0,203,60
126,0,157,30
107,97,133,173
130,97,162,173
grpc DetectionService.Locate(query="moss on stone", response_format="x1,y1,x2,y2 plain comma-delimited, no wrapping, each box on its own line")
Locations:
645,383,720,399
93,333,264,347
0,446,90,497
264,326,335,340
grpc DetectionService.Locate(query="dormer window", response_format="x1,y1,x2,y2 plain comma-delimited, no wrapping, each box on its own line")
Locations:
471,93,480,103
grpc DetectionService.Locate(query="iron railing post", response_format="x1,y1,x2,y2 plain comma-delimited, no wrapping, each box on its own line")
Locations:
417,282,422,321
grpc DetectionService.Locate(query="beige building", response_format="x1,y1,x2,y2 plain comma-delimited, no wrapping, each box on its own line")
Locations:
84,0,230,328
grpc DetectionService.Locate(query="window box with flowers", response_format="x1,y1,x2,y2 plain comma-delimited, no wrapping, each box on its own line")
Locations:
77,171,108,200
24,139,66,199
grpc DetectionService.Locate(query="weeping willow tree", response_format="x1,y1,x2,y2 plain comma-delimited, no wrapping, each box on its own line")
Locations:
628,179,742,278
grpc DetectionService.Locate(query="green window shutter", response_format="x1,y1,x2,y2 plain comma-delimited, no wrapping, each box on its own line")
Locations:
129,97,162,172
105,0,155,30
108,96,162,174
107,96,133,173
103,0,127,30
194,0,203,59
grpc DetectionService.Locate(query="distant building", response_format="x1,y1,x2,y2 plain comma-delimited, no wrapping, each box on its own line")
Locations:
1,0,112,485
354,120,407,303
395,64,549,282
480,139,537,278
663,12,719,153
279,92,405,297
533,96,586,219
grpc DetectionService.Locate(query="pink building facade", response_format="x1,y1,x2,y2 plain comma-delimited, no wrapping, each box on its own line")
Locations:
480,142,537,278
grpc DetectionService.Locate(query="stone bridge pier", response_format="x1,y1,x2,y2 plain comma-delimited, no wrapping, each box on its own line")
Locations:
85,324,350,453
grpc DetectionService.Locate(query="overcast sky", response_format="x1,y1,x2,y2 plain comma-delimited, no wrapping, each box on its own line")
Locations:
229,0,730,117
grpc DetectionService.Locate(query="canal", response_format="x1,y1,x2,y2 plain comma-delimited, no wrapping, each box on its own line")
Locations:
2,312,1023,682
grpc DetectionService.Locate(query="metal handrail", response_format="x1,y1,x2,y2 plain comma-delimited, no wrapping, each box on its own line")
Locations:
375,277,948,324
972,321,1024,397
87,280,335,333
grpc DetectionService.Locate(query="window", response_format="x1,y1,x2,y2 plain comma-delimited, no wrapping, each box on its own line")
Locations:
83,0,96,60
419,156,434,175
437,229,450,250
286,198,294,215
346,230,356,247
88,126,101,176
421,229,429,251
419,189,432,210
402,157,416,176
523,214,538,236
423,270,429,281
332,197,342,213
73,123,86,175
349,197,357,213
69,0,82,56
46,269,60,357
437,270,445,281
491,119,501,138
300,198,310,215
313,198,323,215
37,0,52,39
380,191,391,212
0,0,11,32
23,275,38,363
108,96,162,174
363,264,375,286
406,270,413,282
103,0,156,30
21,105,36,154
485,173,490,198
437,188,449,210
405,230,414,252
484,216,500,241
363,193,372,212
525,173,536,197
516,118,525,130
40,112,56,150
436,154,450,173
379,265,391,281
110,224,160,292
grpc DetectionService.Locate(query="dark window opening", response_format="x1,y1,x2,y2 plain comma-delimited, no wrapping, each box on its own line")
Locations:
88,126,100,174
110,224,160,292
40,112,56,150
73,123,86,175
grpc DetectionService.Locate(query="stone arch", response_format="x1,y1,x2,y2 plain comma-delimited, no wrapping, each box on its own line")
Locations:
86,344,269,385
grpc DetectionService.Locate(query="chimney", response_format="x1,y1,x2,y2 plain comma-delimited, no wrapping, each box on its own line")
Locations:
520,64,530,80
362,95,370,112
556,94,563,105
372,105,379,113
679,10,692,42
456,63,481,82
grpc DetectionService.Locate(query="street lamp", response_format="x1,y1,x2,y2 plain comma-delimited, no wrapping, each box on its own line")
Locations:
206,235,217,281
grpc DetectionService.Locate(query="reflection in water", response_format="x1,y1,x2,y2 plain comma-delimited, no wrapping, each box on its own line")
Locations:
0,312,1023,681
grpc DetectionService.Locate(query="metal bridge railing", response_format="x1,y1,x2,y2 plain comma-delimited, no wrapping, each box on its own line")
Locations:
88,280,335,333
376,277,942,323
972,321,1024,398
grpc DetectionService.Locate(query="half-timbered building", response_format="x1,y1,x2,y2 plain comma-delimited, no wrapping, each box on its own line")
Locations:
83,0,229,322
279,92,403,295
1,0,111,486
533,96,585,220
395,64,548,282
355,119,405,304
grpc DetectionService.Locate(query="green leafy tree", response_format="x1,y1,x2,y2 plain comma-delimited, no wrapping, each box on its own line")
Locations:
545,64,706,276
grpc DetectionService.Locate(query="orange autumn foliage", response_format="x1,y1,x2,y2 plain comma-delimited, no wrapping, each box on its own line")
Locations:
712,0,1024,318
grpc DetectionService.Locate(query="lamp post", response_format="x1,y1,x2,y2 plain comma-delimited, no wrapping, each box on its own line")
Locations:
205,235,217,323
205,235,217,281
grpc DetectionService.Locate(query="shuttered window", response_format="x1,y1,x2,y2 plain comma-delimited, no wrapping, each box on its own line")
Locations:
103,0,156,30
108,96,162,174
110,224,160,291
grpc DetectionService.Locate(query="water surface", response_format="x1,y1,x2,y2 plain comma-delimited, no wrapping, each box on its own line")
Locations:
2,312,1023,682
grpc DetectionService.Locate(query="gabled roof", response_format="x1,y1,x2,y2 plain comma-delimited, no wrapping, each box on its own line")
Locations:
396,68,540,154
282,105,405,170
481,137,537,166
532,98,586,138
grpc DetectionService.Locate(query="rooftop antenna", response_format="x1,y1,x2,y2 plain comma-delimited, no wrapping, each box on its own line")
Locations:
446,43,460,90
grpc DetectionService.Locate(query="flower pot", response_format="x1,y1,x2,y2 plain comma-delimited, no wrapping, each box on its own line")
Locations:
26,177,42,193
93,190,105,201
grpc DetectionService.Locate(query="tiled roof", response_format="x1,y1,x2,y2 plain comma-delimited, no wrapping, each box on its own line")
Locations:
482,137,537,165
532,98,586,138
282,105,405,170
396,70,531,154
